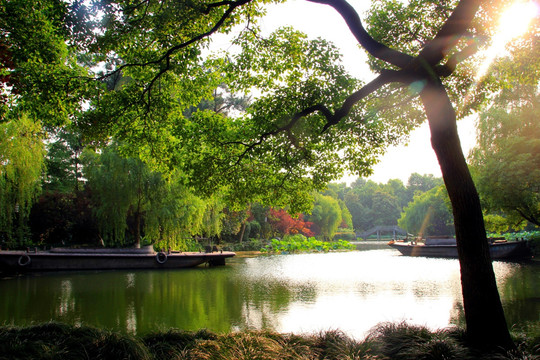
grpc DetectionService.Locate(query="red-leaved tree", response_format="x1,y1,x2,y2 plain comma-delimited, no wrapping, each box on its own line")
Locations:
268,208,314,238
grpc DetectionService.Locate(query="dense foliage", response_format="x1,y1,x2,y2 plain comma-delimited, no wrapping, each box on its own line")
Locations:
398,186,454,237
470,84,540,230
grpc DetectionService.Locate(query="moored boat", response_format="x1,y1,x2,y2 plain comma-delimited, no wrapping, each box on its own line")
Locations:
0,246,235,273
388,236,532,260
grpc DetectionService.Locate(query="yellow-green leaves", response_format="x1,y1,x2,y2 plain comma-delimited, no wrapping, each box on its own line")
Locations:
0,113,45,246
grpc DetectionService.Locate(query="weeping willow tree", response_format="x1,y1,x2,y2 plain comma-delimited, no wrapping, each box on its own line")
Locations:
83,146,215,250
200,194,226,240
82,144,163,247
0,113,45,247
145,170,207,251
144,176,229,251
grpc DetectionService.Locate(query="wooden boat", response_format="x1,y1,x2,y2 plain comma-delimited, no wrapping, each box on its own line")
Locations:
0,246,235,273
388,236,532,260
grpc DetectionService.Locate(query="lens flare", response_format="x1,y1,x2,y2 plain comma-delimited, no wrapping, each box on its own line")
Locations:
475,1,539,80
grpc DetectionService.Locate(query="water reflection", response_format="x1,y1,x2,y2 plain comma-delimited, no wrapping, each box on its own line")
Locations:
236,251,465,338
0,248,537,339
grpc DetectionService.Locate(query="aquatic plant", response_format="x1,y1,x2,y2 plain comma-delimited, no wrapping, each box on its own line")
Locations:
262,234,355,254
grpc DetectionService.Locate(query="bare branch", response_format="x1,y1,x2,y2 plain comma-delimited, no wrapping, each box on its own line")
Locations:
307,0,414,69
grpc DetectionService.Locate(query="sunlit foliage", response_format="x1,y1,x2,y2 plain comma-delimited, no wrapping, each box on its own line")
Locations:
0,113,45,246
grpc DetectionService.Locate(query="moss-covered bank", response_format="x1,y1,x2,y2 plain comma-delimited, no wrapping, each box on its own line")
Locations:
0,321,538,359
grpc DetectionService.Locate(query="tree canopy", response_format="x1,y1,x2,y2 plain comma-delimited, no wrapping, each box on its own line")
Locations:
398,185,454,236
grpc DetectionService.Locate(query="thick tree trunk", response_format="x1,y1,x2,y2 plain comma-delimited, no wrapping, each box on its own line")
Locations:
420,79,514,349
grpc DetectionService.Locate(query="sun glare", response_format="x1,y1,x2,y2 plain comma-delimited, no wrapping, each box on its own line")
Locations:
475,1,539,80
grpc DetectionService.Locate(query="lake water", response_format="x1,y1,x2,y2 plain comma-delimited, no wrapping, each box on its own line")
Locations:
0,243,538,339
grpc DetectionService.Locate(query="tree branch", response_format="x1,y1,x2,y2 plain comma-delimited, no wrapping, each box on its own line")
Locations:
307,0,414,69
323,69,404,131
418,0,481,67
96,0,252,82
232,69,408,164
515,207,540,227
436,39,481,77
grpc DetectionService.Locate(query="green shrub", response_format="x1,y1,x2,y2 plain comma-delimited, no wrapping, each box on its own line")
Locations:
224,238,267,252
333,230,357,241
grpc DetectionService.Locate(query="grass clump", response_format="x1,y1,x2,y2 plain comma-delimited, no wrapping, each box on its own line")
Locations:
366,322,468,359
0,321,538,359
0,321,150,360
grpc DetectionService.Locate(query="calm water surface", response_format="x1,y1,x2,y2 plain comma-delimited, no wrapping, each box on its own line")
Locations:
0,243,538,339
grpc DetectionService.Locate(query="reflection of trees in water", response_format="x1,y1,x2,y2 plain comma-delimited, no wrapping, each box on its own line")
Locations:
497,262,540,326
0,269,247,334
0,257,537,335
449,263,540,328
125,269,245,333
238,277,317,330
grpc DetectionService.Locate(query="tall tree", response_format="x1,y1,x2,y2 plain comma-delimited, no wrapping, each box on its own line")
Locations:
352,0,519,347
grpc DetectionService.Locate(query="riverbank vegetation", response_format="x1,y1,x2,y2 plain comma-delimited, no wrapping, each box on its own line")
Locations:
0,321,537,360
261,234,356,254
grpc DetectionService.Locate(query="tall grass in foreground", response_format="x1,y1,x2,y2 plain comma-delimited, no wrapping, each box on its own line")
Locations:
0,321,538,359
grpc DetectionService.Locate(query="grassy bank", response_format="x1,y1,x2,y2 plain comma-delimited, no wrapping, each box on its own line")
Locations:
0,322,538,359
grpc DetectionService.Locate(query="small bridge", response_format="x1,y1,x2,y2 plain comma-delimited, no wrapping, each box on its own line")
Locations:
356,225,408,241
